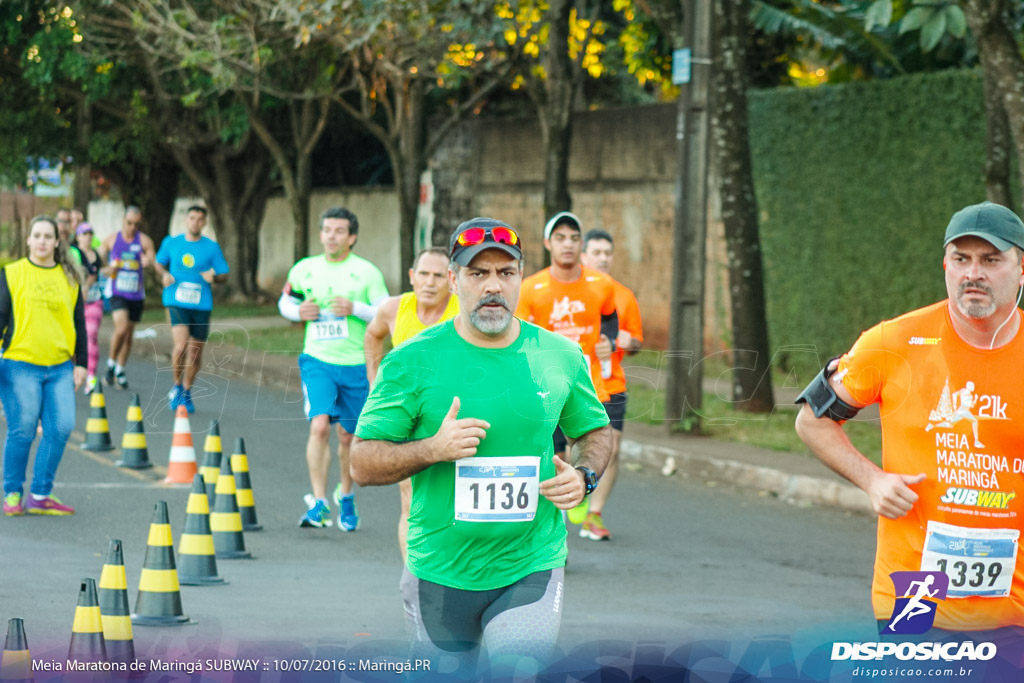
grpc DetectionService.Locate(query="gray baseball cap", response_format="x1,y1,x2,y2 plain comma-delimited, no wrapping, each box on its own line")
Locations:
944,201,1024,251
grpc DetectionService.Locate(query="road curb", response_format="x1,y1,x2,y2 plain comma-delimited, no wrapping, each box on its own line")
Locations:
619,438,873,515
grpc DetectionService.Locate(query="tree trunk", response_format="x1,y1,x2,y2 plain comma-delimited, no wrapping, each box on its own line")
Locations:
73,101,92,214
170,136,273,298
981,53,1013,207
665,0,713,431
395,78,427,274
711,0,774,413
538,0,576,219
963,0,1024,215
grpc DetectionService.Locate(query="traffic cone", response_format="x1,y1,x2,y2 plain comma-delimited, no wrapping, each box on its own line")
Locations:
1,618,32,683
131,501,191,626
211,455,251,559
68,578,106,662
83,382,114,452
163,405,197,484
199,420,222,502
231,438,262,532
98,539,135,663
177,474,225,585
117,394,152,469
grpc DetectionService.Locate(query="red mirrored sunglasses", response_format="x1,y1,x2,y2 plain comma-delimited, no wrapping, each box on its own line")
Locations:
455,226,519,248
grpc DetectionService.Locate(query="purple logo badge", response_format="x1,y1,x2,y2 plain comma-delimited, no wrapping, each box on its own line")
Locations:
884,571,949,634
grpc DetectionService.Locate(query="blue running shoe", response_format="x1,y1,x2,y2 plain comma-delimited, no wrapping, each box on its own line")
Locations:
334,484,359,532
181,388,194,414
167,384,183,411
299,497,331,528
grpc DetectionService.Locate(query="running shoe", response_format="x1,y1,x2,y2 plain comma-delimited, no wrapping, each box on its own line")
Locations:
181,388,194,414
579,512,611,541
334,484,359,532
3,492,23,516
85,375,97,395
298,496,331,528
25,494,75,516
567,499,589,525
115,370,128,390
104,363,116,386
167,384,183,410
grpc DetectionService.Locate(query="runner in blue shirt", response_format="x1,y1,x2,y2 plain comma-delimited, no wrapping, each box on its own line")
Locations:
154,206,229,413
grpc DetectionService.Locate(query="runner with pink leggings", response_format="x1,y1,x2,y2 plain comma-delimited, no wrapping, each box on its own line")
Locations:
74,224,104,394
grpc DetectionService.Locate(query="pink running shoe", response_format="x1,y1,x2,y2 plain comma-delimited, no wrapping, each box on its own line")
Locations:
25,494,75,516
3,492,23,516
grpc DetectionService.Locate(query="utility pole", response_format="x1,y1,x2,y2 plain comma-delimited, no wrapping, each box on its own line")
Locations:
665,0,712,432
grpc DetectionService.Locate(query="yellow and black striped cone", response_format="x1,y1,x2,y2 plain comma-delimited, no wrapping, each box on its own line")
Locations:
231,438,262,531
199,420,222,502
97,539,135,663
116,394,152,469
131,501,191,626
211,455,251,559
83,382,114,452
177,474,225,585
68,578,106,662
1,618,32,683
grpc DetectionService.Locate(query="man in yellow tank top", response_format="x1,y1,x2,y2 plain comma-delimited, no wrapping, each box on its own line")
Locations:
365,247,459,562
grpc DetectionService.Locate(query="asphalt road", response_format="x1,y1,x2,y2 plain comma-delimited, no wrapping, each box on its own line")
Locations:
0,355,881,673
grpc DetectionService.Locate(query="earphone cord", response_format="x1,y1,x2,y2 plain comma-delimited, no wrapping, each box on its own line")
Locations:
989,284,1024,350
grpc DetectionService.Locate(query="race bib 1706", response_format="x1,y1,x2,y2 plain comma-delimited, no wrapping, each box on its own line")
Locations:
311,314,348,341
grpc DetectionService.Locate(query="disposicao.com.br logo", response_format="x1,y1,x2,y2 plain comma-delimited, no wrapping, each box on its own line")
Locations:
830,570,997,664
884,570,949,635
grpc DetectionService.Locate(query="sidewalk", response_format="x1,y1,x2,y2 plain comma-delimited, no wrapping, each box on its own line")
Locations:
107,315,872,517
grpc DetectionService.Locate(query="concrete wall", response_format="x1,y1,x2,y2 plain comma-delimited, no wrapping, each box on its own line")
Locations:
258,188,402,296
459,103,727,350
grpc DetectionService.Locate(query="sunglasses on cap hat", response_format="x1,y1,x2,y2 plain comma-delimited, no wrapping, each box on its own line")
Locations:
455,226,519,248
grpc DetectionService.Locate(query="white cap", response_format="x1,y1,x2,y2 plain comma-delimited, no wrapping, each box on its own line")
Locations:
543,211,582,240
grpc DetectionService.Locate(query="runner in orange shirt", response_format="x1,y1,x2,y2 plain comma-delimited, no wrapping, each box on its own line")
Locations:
578,229,643,541
517,212,618,537
796,201,1024,633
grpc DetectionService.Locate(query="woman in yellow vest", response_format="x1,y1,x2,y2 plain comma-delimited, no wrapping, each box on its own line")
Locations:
1,216,88,516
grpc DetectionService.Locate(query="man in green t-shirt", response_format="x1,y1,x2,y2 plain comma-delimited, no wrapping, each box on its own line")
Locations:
351,218,612,677
278,207,389,531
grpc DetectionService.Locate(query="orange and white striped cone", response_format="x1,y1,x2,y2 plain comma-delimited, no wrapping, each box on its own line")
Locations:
1,618,32,683
131,501,191,626
83,382,114,452
177,474,225,585
211,455,251,559
68,578,106,662
163,405,197,484
117,394,152,469
231,438,262,532
199,420,222,502
97,539,135,663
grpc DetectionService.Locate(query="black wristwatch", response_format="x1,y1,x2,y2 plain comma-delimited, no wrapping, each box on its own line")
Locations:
575,466,599,497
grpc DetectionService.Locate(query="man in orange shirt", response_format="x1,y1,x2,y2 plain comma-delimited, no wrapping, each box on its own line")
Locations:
517,212,618,540
796,201,1024,633
579,229,643,541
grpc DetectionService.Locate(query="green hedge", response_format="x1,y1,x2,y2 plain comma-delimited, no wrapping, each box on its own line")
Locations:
749,69,992,370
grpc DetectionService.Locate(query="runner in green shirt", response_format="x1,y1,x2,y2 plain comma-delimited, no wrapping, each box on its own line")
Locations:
279,207,389,530
352,218,612,677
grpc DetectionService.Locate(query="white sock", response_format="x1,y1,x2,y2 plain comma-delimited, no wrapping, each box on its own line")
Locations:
31,493,47,500
107,358,115,369
115,363,124,374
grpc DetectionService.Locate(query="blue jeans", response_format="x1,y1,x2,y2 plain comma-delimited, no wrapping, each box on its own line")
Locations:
0,359,75,496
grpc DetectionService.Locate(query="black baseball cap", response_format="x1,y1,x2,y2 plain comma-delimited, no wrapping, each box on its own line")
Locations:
944,202,1024,252
449,218,523,267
